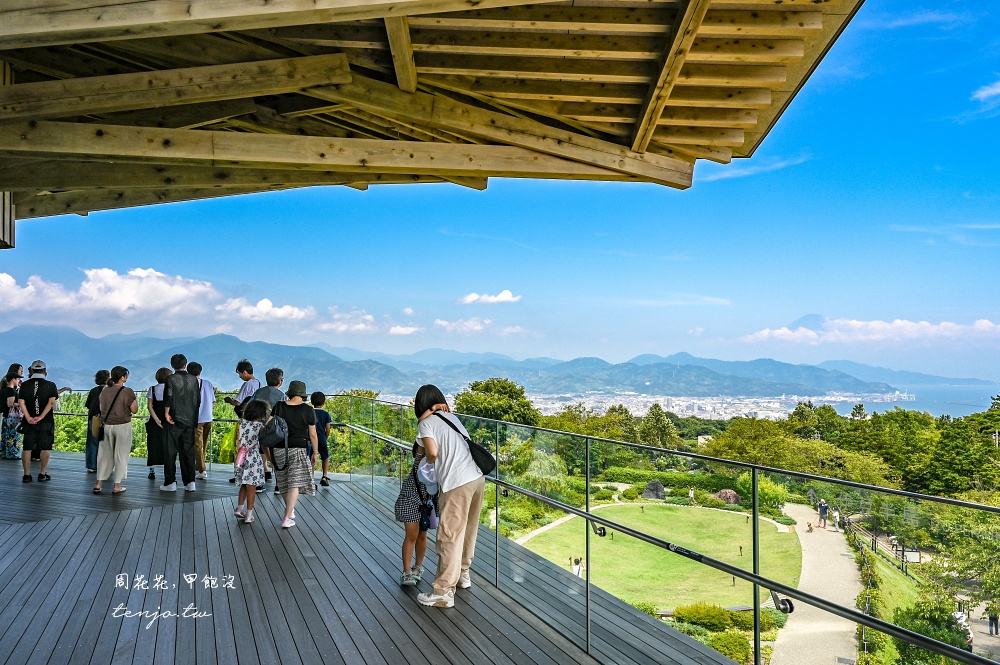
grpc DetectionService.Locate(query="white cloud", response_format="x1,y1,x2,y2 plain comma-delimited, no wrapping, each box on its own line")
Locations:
216,297,315,321
402,307,415,316
688,327,705,336
972,81,1000,103
389,325,422,336
316,308,377,334
458,289,522,304
741,318,1000,345
499,326,525,335
700,154,810,182
434,317,492,334
0,268,218,317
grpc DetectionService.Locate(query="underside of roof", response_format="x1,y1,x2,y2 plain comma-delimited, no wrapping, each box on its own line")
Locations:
0,0,864,233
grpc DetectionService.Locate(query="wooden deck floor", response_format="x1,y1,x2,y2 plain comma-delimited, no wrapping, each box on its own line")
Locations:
0,454,734,665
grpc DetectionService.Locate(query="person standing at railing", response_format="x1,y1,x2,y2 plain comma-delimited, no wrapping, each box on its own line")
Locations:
252,367,286,485
187,362,215,480
18,360,59,483
93,366,137,494
225,359,261,484
270,380,318,529
414,384,485,609
162,354,201,493
83,369,110,473
145,367,172,480
311,391,333,487
1,371,23,460
395,434,438,587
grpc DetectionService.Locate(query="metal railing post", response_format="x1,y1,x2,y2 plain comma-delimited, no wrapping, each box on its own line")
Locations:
495,421,500,589
348,396,353,483
370,398,375,497
585,435,592,656
752,468,761,665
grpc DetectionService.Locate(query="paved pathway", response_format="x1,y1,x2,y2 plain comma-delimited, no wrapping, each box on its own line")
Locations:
771,503,862,665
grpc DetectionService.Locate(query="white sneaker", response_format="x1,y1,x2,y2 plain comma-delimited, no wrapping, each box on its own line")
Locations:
417,590,454,608
458,569,472,589
159,482,177,492
195,472,208,479
184,482,196,492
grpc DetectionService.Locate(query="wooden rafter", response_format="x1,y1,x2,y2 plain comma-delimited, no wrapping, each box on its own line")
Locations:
384,17,418,93
91,99,258,129
308,75,692,187
0,54,351,122
0,0,562,50
0,121,645,182
631,0,712,153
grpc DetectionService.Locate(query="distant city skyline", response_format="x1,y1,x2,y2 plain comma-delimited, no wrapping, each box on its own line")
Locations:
2,0,998,379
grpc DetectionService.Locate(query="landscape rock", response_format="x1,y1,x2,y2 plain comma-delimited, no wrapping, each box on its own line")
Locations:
642,480,666,500
714,489,741,505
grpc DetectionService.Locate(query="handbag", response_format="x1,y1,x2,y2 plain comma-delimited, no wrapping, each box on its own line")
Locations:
434,412,496,476
260,402,290,471
93,386,125,442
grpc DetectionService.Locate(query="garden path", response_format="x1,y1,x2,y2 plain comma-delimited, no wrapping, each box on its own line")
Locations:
771,502,862,665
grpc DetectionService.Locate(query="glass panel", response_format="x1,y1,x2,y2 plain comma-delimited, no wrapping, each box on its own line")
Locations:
326,395,352,483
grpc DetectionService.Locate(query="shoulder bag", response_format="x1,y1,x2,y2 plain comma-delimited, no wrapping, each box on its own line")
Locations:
260,401,290,471
434,411,496,476
92,386,125,441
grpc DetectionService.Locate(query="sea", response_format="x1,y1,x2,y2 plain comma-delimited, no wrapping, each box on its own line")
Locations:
829,385,1000,418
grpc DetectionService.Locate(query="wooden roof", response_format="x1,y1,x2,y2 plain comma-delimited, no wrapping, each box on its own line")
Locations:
0,0,864,230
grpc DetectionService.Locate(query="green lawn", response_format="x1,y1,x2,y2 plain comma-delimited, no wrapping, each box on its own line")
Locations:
862,546,922,664
523,504,802,611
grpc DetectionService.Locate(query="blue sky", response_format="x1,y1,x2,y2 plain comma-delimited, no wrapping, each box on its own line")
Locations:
3,0,999,378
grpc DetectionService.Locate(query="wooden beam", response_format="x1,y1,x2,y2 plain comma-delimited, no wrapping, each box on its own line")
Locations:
307,75,692,187
385,17,418,93
1,61,12,249
0,0,563,50
0,121,647,182
631,0,712,152
676,64,786,88
89,99,258,129
225,105,351,138
414,54,655,83
0,54,352,122
409,30,663,60
686,38,805,64
407,6,677,34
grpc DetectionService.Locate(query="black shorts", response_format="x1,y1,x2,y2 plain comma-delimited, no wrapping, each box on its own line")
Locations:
22,426,54,451
317,437,329,461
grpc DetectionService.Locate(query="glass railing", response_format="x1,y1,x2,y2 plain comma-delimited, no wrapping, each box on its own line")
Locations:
342,395,996,665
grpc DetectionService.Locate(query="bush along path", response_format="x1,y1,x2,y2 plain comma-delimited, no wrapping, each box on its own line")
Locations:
771,502,863,665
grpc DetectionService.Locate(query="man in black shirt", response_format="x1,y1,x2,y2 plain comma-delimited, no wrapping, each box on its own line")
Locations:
162,354,201,492
18,360,58,483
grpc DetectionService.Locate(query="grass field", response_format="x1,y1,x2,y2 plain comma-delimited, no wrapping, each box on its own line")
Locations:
862,546,922,664
523,504,802,611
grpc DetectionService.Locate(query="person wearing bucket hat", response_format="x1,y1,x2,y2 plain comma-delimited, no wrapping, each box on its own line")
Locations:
269,380,318,528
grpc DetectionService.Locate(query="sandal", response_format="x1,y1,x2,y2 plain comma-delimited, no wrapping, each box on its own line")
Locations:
320,476,330,487
92,486,102,494
112,487,126,494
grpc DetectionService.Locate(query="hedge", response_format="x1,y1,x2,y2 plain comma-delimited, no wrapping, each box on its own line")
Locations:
599,468,736,492
708,629,752,665
674,603,733,632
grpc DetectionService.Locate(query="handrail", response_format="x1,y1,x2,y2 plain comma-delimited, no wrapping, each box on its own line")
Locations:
348,419,994,665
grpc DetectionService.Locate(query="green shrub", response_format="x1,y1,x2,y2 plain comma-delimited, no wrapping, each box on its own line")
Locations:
760,644,773,665
786,492,809,505
599,468,736,492
535,516,553,527
701,496,727,509
861,628,889,653
854,654,880,665
728,610,775,632
762,608,788,629
773,515,797,526
664,496,690,505
720,504,744,512
500,507,535,528
670,621,710,639
674,603,733,632
631,601,659,618
497,524,512,537
594,489,615,501
760,629,778,642
708,629,752,665
622,487,640,501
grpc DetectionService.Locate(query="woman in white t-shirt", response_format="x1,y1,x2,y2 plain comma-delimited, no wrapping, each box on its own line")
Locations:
414,385,485,609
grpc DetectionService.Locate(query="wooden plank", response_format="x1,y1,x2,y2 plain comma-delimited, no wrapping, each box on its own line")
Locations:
385,17,418,93
223,104,352,138
0,0,565,50
0,46,146,80
109,33,284,68
0,120,655,183
406,6,677,35
632,0,712,152
422,76,649,103
307,76,693,187
414,53,656,83
676,63,786,87
686,38,805,63
90,98,258,130
699,10,824,37
665,85,771,108
409,30,664,60
0,54,352,122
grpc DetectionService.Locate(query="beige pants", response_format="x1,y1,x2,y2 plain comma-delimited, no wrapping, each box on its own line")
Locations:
97,423,132,484
193,422,212,472
433,475,486,595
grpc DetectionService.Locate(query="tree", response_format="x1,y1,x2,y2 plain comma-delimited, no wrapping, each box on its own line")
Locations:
907,418,998,496
701,418,796,470
454,377,541,426
893,592,970,665
638,403,682,448
735,472,787,510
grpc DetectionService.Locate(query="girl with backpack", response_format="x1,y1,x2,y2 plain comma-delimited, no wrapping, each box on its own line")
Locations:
394,439,439,586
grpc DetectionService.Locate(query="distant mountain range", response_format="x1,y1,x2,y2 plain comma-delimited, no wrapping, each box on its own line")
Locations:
0,325,990,397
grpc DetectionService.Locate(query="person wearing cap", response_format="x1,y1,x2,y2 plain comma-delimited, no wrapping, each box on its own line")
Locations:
162,354,201,492
17,360,59,483
270,380,317,529
818,499,829,529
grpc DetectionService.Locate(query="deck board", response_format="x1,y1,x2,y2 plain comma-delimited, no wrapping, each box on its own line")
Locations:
0,454,734,665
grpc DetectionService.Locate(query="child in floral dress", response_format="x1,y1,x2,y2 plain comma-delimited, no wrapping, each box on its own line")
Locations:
234,400,268,524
